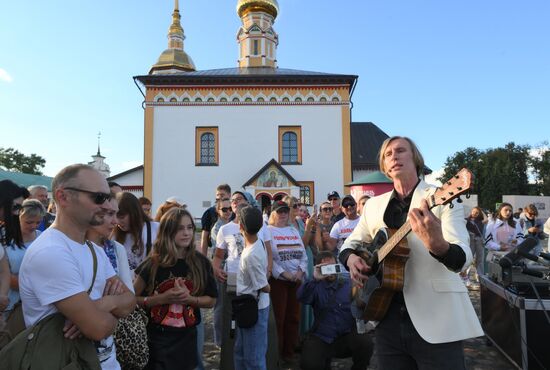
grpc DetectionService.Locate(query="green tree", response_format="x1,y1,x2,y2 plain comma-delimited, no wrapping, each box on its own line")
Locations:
531,144,550,196
439,142,531,210
0,147,46,175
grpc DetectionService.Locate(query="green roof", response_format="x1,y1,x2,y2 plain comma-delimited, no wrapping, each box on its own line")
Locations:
347,171,393,186
0,169,53,191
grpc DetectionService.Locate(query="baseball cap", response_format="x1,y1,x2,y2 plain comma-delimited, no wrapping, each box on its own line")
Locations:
272,200,290,213
238,205,263,234
327,191,340,200
341,195,356,207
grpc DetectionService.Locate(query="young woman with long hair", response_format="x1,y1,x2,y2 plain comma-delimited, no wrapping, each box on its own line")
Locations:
485,202,524,262
462,206,488,285
113,192,159,271
5,199,45,315
134,208,217,370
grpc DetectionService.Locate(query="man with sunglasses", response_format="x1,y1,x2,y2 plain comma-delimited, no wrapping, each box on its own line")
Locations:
327,191,345,223
19,164,136,370
200,184,231,256
328,196,360,259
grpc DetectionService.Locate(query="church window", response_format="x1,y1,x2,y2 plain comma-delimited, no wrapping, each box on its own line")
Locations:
183,97,190,102
195,97,203,102
170,97,177,102
195,127,219,166
282,97,290,102
307,97,315,102
297,181,315,205
295,97,302,102
207,97,215,102
157,97,165,102
220,97,227,102
270,97,277,102
253,40,259,55
332,97,340,102
245,97,253,102
320,97,327,102
278,126,302,165
232,97,240,102
257,97,265,102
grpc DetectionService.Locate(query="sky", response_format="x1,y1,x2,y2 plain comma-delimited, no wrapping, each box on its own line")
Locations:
1,0,549,178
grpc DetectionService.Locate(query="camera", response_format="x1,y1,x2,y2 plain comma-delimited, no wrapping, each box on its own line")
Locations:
320,264,341,275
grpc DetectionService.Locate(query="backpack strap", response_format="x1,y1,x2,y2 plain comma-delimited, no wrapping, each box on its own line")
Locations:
85,241,98,294
145,220,152,255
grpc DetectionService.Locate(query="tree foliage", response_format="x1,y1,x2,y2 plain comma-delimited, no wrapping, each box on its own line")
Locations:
438,142,542,210
0,147,46,175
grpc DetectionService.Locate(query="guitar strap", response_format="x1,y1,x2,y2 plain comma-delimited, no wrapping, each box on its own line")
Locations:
85,241,98,294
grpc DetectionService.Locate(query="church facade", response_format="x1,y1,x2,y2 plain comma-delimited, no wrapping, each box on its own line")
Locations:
135,0,361,215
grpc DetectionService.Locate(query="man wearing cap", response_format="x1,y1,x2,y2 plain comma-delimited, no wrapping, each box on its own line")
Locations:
327,195,360,256
327,191,345,223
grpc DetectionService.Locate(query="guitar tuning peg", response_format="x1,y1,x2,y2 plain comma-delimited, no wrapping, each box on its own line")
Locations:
456,197,463,203
449,203,454,209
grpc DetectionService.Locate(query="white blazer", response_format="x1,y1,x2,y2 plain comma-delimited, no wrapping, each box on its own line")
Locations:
341,180,483,344
484,219,524,251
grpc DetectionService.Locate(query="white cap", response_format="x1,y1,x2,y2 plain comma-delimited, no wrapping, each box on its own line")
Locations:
166,196,185,206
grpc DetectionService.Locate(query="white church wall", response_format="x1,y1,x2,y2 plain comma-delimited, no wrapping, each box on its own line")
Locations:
151,104,346,216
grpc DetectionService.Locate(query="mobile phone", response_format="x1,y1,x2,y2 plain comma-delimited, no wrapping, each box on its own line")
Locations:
313,204,318,214
320,264,341,275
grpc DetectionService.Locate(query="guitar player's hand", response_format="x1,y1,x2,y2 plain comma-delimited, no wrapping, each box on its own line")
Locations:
347,254,370,287
409,199,450,256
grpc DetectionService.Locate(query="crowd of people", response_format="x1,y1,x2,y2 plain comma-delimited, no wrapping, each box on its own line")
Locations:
1,136,549,370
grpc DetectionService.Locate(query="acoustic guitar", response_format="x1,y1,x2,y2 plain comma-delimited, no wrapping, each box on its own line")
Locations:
353,168,473,321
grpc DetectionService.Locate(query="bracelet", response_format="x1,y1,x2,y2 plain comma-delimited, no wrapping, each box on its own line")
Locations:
143,296,149,308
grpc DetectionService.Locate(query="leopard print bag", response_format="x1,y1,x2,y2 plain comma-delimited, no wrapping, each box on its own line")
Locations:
113,306,149,370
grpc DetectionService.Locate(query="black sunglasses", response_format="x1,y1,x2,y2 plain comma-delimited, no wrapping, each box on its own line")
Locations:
220,207,232,213
64,187,111,205
342,203,356,209
276,208,290,214
328,197,339,201
321,207,333,212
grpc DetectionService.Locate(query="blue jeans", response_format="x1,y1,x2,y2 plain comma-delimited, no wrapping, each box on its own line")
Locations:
196,317,204,370
234,307,269,370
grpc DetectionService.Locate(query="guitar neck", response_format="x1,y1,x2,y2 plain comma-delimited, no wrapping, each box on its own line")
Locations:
378,222,412,262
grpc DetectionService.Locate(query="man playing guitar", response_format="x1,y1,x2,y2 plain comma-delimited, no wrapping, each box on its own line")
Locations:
339,136,483,369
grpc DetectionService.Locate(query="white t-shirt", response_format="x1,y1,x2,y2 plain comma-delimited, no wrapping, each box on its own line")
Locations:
330,217,361,251
19,228,120,370
122,221,159,271
238,239,270,310
268,225,308,279
216,221,270,274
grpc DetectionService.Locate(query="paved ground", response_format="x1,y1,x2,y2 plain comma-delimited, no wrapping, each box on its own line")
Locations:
199,285,516,370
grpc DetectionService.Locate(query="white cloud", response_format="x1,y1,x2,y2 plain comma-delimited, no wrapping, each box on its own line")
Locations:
0,68,13,83
424,168,444,187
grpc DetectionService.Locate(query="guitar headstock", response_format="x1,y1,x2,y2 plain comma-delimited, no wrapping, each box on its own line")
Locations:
430,168,473,208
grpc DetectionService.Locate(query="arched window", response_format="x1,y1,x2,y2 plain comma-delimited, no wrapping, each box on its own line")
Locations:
332,97,340,102
307,97,315,102
298,181,315,205
207,97,215,102
220,97,227,102
183,97,190,102
295,97,302,102
282,132,298,163
157,97,165,102
195,127,219,166
270,97,277,102
200,133,215,164
257,97,265,102
170,97,177,102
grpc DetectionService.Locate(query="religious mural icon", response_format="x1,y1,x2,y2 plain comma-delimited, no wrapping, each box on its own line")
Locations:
150,278,197,328
259,166,289,188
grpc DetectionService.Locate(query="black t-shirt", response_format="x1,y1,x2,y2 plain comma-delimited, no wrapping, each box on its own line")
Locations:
201,206,218,233
136,253,217,329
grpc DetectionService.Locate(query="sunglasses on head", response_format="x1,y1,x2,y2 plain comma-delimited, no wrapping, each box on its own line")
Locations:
220,207,232,213
321,207,333,212
64,187,111,205
342,202,356,209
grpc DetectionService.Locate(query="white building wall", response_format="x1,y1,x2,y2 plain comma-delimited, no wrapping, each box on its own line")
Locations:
151,104,345,217
113,168,143,187
503,195,550,220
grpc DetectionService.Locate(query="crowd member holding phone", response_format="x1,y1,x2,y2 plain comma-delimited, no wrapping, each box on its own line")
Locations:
315,201,335,252
298,251,373,370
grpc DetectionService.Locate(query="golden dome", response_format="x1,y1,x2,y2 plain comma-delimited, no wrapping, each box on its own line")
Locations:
237,0,278,18
150,49,196,74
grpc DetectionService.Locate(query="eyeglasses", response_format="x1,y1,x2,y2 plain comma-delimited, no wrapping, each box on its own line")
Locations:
328,197,339,201
276,209,290,214
64,187,111,205
220,207,232,213
342,203,356,209
321,207,333,212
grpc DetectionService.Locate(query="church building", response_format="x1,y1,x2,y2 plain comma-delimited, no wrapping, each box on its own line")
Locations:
135,0,369,215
